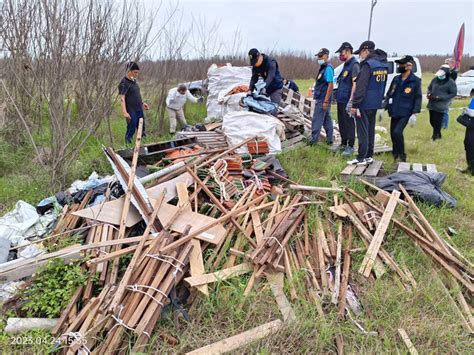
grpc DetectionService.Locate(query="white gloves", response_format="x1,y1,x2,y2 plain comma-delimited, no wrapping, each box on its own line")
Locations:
345,100,352,115
409,114,417,126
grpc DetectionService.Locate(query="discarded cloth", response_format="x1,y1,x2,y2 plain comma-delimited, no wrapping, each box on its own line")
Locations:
241,94,278,114
375,171,457,208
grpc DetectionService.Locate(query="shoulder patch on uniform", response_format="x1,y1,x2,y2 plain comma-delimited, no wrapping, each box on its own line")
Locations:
404,87,412,94
343,70,349,77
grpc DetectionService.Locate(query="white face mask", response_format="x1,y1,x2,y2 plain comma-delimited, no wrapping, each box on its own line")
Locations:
317,59,325,65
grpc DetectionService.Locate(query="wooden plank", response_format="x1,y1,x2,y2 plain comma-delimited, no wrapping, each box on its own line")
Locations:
341,164,358,176
364,160,383,177
359,190,400,278
331,222,343,305
426,164,437,173
267,272,296,322
186,320,283,354
397,328,418,355
251,211,264,246
184,263,253,287
412,163,423,172
397,162,411,172
352,164,368,176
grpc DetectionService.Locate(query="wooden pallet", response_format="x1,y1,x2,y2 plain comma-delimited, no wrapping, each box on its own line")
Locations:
397,162,438,173
176,131,229,150
340,160,384,183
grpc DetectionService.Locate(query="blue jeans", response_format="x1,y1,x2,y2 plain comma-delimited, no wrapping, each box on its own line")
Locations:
125,110,145,143
442,111,449,129
311,101,333,144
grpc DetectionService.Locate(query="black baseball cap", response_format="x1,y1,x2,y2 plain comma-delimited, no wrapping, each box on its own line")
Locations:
315,48,330,57
335,42,353,53
354,40,375,54
248,48,260,66
395,55,415,65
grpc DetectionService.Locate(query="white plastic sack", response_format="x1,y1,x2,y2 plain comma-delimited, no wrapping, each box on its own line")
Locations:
222,111,285,154
206,64,252,122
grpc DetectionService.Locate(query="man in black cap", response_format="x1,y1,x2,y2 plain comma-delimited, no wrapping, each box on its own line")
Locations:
383,55,422,162
248,48,284,107
118,61,150,144
334,42,360,156
311,48,334,145
348,40,388,165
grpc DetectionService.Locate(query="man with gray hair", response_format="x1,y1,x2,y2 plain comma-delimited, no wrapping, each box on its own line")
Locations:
166,84,203,134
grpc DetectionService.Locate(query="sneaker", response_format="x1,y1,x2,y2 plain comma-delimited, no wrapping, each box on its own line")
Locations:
347,158,366,165
342,146,354,157
365,157,374,164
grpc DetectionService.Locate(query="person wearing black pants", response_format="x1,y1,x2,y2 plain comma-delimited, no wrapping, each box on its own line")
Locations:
383,55,422,162
456,98,474,175
427,65,457,140
357,109,377,161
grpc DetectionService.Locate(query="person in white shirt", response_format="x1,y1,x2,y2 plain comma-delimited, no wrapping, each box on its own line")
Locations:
166,84,202,133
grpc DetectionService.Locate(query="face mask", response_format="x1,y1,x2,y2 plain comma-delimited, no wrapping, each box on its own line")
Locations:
397,66,407,74
317,59,325,65
437,75,446,80
339,54,347,62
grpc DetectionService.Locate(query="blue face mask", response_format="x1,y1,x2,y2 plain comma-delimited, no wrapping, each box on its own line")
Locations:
437,75,446,80
317,59,325,65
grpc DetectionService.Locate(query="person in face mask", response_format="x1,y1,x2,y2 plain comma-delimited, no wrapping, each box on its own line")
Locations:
118,61,150,144
383,55,422,162
166,84,203,134
427,65,457,140
334,42,360,156
310,48,334,145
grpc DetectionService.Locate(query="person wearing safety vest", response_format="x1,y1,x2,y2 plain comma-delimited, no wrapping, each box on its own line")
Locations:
334,42,360,157
348,41,388,165
311,48,334,145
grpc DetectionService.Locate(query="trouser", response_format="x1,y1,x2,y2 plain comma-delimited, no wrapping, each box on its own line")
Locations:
337,102,355,147
429,110,444,139
167,107,187,133
311,101,333,144
442,111,449,129
125,110,145,144
390,116,410,159
465,128,474,172
269,89,282,116
356,109,376,161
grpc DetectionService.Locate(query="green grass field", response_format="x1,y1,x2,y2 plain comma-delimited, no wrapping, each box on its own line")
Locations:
0,73,473,353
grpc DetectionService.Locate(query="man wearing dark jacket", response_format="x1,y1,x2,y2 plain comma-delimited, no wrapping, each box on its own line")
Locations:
384,55,422,162
457,98,474,176
283,78,300,93
248,48,284,106
349,41,388,165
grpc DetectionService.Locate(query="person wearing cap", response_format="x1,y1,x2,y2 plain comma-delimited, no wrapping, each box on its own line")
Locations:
166,84,203,134
248,48,284,107
383,55,422,162
456,98,474,176
441,58,458,129
334,42,360,156
118,61,150,144
283,78,300,93
427,65,457,140
310,48,334,145
348,40,388,166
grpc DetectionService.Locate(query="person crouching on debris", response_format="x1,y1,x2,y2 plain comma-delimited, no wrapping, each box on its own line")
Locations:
119,62,150,144
310,48,334,146
166,84,203,134
456,98,474,176
383,55,422,162
427,65,457,141
283,78,300,93
247,48,284,107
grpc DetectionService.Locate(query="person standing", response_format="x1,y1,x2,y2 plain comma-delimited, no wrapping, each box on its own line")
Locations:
456,98,474,176
348,41,388,165
383,55,422,162
311,48,334,145
442,58,458,129
283,78,300,93
334,42,359,156
118,62,150,144
248,48,284,106
166,84,203,134
427,65,457,140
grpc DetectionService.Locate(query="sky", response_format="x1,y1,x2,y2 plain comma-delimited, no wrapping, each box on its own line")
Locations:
150,0,473,57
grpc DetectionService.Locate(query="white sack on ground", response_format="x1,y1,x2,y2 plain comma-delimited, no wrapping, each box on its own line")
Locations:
222,111,285,154
206,64,252,122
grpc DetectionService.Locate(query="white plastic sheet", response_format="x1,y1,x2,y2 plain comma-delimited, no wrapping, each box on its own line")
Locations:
206,64,252,122
222,111,286,154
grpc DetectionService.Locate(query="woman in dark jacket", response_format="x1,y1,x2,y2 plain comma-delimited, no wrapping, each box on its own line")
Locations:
427,65,457,140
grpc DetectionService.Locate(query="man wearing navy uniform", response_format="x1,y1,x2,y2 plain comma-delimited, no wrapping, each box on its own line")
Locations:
311,48,334,145
248,48,284,107
348,41,388,165
383,55,422,162
335,42,359,156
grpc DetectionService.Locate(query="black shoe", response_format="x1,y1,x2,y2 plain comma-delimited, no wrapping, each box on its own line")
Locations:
393,154,400,162
399,154,407,162
458,168,474,176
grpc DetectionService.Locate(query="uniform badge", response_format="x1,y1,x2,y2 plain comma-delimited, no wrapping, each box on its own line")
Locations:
343,70,349,77
404,87,412,94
